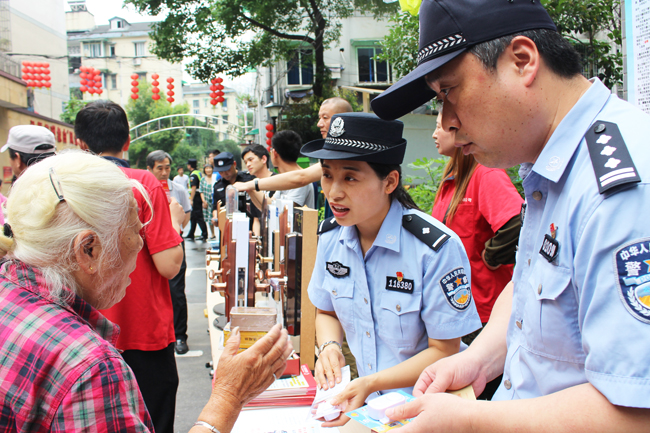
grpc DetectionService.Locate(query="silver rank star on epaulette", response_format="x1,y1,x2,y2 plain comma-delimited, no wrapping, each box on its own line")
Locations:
584,121,641,195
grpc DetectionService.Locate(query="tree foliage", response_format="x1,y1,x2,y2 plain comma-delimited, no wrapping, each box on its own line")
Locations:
126,82,190,168
380,0,623,88
60,97,88,125
127,0,397,97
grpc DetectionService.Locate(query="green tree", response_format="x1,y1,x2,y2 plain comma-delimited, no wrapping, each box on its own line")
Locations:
60,97,88,125
126,0,397,98
126,82,190,168
379,0,623,88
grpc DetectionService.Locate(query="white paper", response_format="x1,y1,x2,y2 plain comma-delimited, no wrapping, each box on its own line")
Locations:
232,406,339,433
312,366,351,405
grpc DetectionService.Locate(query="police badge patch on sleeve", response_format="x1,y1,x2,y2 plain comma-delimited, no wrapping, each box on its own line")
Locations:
439,268,471,311
615,238,650,324
327,261,350,278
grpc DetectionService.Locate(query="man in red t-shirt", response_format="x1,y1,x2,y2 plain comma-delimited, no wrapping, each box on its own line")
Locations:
75,101,184,433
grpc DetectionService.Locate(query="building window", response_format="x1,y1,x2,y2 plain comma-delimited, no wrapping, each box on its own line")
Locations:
221,98,228,110
110,74,117,89
68,46,80,55
134,42,145,57
84,42,102,58
137,72,147,80
69,57,81,74
110,46,116,57
222,115,229,125
287,49,314,86
204,98,208,107
223,133,229,141
357,47,391,83
193,99,199,108
193,109,200,115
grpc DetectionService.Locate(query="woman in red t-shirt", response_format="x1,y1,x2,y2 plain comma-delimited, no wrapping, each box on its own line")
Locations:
431,114,523,338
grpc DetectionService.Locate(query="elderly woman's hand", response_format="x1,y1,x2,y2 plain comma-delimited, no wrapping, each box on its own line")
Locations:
212,324,292,408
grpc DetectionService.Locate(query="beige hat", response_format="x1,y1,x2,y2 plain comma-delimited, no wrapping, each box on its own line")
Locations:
1,125,56,154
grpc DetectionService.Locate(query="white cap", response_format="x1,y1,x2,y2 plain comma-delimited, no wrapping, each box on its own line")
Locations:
1,125,56,154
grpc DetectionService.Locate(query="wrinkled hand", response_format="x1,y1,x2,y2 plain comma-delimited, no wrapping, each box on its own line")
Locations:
212,324,293,407
317,377,372,427
413,351,487,397
315,345,346,390
169,197,185,227
233,181,254,192
385,392,474,432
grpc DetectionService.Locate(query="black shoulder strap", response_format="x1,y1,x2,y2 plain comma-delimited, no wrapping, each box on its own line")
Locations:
318,217,340,234
402,213,450,252
584,121,641,195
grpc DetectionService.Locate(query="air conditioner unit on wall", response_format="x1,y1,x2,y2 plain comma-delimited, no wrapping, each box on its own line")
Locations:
133,58,142,66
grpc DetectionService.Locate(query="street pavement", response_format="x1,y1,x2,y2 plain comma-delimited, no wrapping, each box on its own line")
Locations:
172,227,216,432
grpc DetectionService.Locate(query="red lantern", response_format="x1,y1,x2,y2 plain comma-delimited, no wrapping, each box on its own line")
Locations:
131,74,139,80
88,88,95,94
210,92,217,98
80,85,88,93
131,80,139,86
266,131,274,139
166,90,175,97
151,73,160,101
97,89,103,95
265,124,274,131
166,84,174,90
93,75,101,82
131,94,139,100
216,96,225,103
151,73,159,80
215,83,224,90
216,77,223,83
166,77,174,83
131,87,139,93
266,139,272,146
152,87,160,94
152,94,161,100
210,78,217,84
42,62,49,68
210,85,217,91
167,97,174,103
210,99,218,106
152,80,159,86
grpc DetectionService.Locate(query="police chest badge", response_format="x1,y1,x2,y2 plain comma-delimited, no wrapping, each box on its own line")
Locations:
540,224,559,263
329,117,345,137
439,268,471,311
326,261,349,278
615,238,650,324
386,272,414,294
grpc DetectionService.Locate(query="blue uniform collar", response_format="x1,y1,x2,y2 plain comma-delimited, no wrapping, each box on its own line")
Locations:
530,78,611,183
338,200,403,253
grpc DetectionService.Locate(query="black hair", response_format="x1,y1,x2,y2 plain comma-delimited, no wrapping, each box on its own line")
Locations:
74,100,130,154
209,148,221,156
271,130,302,163
146,150,172,168
367,162,421,211
469,29,582,78
242,144,270,168
9,147,56,167
187,159,197,169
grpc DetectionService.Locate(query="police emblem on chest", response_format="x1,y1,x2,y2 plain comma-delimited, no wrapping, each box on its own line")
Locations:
539,234,559,263
615,238,650,324
386,272,414,294
439,268,471,311
326,261,349,278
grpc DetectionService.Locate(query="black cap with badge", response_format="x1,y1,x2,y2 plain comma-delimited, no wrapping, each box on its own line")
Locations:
300,112,407,164
213,152,235,172
371,0,557,120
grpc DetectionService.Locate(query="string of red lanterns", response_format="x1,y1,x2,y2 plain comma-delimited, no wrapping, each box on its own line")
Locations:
166,77,175,104
21,61,51,88
79,66,102,95
151,73,161,101
265,123,274,149
209,77,225,106
130,74,139,100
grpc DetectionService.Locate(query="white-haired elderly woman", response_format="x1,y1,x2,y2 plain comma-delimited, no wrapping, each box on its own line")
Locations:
0,151,291,432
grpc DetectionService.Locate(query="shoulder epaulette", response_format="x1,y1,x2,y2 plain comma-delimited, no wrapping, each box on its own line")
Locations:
402,213,450,252
584,121,641,195
318,217,340,235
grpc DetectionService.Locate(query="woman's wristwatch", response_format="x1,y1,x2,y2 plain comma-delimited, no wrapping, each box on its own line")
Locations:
318,340,343,356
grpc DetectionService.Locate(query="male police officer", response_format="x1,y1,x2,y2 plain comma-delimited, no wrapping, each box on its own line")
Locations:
371,0,650,431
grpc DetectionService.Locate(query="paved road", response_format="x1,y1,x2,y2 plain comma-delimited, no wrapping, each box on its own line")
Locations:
172,229,215,432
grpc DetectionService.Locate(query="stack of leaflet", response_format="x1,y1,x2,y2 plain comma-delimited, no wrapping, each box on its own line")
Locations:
245,364,317,409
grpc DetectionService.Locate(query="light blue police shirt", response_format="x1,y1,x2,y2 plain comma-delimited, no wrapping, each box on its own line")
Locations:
308,200,481,393
493,79,650,408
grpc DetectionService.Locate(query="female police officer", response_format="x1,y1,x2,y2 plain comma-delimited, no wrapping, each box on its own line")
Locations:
303,112,481,427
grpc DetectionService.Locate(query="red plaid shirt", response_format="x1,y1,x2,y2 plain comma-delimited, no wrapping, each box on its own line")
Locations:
0,261,154,432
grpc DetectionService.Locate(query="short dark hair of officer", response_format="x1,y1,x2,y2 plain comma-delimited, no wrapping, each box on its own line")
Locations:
74,100,129,154
187,158,198,170
271,130,302,163
241,144,270,168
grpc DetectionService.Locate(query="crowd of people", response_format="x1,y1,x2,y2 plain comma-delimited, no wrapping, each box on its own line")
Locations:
1,0,650,431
